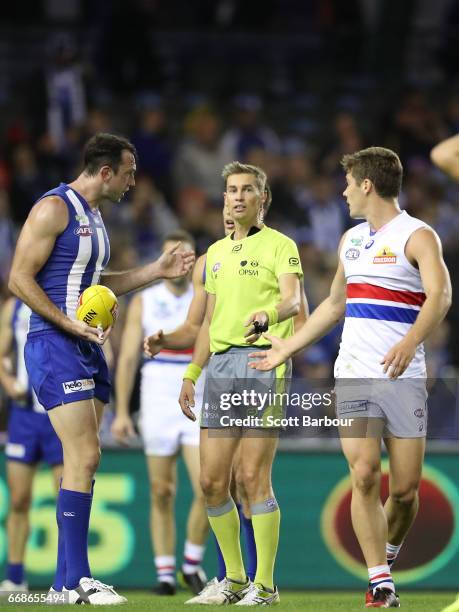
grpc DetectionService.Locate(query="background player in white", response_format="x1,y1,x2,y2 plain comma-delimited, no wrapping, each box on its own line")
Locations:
0,298,63,593
144,206,254,599
112,230,209,596
249,147,451,608
8,133,194,604
430,135,459,612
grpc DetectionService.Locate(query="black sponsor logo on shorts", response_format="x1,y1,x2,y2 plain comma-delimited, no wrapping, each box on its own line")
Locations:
62,378,95,394
414,408,425,418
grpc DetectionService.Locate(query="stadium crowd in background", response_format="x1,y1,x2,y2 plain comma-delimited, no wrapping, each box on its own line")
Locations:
1,1,459,430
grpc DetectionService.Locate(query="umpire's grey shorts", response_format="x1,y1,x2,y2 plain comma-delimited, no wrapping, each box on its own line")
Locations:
200,346,292,429
335,378,428,438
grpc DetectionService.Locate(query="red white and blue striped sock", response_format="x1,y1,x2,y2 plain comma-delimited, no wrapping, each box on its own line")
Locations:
368,564,395,594
155,555,176,585
386,542,402,568
182,541,205,574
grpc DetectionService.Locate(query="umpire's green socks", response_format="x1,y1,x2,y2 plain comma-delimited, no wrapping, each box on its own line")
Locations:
207,498,245,583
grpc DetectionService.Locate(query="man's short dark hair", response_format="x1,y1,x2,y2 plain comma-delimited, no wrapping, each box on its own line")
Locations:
341,147,403,199
83,133,137,176
163,229,196,251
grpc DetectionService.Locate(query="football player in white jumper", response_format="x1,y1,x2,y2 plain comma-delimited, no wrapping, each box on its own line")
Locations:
249,147,451,609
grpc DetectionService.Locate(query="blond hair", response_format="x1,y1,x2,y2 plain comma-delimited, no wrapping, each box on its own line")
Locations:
222,161,267,194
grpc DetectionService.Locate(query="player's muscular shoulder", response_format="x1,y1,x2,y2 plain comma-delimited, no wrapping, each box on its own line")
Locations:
29,196,68,236
405,227,440,265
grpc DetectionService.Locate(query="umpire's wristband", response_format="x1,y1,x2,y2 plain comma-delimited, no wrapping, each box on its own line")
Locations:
266,307,279,326
183,363,202,384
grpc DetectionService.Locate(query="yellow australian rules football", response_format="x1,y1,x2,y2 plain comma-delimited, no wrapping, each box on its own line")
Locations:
76,285,118,331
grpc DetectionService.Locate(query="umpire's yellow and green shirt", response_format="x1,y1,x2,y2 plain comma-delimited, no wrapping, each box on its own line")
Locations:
205,225,303,353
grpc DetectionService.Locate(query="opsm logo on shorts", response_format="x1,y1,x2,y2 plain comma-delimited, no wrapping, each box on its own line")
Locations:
62,378,95,394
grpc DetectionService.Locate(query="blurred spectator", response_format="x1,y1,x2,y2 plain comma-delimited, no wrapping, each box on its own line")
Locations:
404,175,459,253
221,94,280,162
445,92,459,133
115,175,180,264
45,34,87,152
0,190,15,299
321,112,366,175
306,174,349,254
9,144,49,225
175,186,218,253
174,107,231,204
131,95,173,200
424,320,452,379
388,90,447,165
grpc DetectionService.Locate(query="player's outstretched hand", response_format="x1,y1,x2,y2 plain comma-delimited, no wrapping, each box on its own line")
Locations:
244,311,269,344
248,333,290,371
67,320,112,344
381,337,417,379
157,242,195,279
179,379,196,421
143,330,164,357
111,414,136,445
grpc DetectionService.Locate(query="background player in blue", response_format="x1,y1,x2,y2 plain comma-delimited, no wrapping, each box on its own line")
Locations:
8,133,195,605
0,297,63,594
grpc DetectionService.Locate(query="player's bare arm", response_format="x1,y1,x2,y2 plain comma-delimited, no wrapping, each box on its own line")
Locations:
143,254,207,357
431,135,459,181
179,292,215,421
101,242,195,296
381,228,452,379
244,272,301,343
249,236,348,371
8,197,104,344
112,294,143,443
0,298,27,401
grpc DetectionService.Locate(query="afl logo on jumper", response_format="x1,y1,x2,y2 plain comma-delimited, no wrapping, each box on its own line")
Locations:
74,226,93,236
345,248,360,260
373,247,397,264
212,262,221,274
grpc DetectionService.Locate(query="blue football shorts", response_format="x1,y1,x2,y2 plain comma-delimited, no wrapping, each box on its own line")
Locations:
25,331,111,410
6,404,63,465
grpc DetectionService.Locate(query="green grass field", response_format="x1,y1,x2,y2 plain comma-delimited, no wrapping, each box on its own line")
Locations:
3,590,457,611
